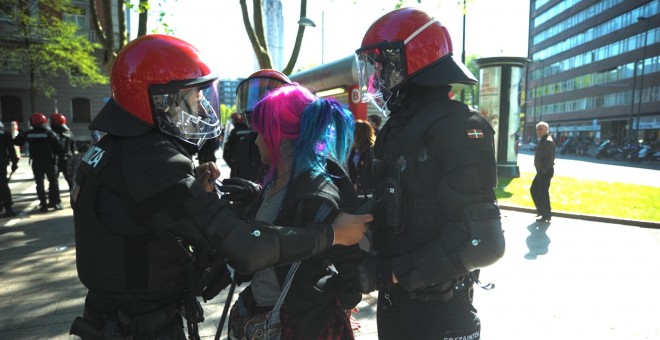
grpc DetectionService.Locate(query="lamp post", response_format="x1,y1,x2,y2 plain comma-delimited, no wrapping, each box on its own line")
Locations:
460,0,467,103
297,11,324,64
634,16,650,143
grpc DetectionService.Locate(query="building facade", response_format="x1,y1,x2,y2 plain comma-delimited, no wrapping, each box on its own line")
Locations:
218,79,244,108
0,0,116,142
526,0,659,145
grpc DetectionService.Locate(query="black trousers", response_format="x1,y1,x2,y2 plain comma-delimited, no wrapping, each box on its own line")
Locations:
32,160,61,207
0,164,12,209
377,285,481,339
57,157,72,190
530,168,554,218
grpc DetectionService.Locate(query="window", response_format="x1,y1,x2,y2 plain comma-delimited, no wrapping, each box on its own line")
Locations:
1,95,23,123
72,98,91,123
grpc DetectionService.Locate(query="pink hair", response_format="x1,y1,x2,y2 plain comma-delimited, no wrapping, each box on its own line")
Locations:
251,84,316,182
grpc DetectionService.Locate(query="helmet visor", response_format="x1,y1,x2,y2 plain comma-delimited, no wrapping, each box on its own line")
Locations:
151,78,221,147
236,77,290,128
355,42,406,116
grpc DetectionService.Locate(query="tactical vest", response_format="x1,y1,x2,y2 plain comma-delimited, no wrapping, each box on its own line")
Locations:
73,135,212,298
372,99,497,258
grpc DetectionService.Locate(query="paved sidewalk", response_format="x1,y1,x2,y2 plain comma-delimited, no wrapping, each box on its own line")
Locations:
2,156,660,339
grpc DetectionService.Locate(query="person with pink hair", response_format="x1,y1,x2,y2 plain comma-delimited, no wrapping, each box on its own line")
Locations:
229,84,363,339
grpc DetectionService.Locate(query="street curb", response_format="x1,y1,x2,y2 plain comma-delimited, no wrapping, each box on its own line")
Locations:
499,204,660,229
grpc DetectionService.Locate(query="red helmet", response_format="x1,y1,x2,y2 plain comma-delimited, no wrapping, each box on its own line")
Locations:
230,112,244,125
91,34,221,146
355,8,476,115
235,69,292,127
30,112,47,126
50,113,67,126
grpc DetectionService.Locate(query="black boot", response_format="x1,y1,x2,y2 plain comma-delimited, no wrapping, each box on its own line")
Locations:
5,208,16,217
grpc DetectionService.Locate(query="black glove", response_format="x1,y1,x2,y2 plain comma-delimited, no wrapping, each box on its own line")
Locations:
218,178,261,204
200,261,232,302
355,254,393,293
11,163,18,172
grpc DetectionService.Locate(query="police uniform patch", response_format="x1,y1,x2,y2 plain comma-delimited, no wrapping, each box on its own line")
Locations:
466,129,484,139
82,146,107,168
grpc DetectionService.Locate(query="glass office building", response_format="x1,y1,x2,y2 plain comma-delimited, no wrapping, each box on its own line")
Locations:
526,0,659,145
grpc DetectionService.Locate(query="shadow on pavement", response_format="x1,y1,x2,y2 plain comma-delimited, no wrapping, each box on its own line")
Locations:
0,215,85,337
524,222,551,260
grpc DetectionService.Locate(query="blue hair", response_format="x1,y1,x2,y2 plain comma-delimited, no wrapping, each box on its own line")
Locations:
293,98,354,178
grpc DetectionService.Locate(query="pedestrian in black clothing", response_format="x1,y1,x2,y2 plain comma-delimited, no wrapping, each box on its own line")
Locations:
68,34,371,340
353,8,505,339
222,113,252,176
50,113,76,190
348,120,376,201
0,121,19,217
531,121,555,222
14,113,64,212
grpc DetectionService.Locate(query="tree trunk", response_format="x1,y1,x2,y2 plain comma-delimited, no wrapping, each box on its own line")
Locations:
137,0,148,37
117,0,127,46
282,0,308,75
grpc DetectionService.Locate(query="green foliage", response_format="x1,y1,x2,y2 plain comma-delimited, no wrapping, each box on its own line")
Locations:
1,0,107,98
496,172,660,222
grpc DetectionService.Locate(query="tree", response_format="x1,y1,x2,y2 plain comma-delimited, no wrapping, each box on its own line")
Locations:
239,0,311,75
1,0,108,114
89,0,173,72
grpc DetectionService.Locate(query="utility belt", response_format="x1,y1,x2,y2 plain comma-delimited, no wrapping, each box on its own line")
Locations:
70,300,181,339
406,275,474,303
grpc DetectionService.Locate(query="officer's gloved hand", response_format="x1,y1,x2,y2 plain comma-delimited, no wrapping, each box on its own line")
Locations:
355,254,393,293
11,163,18,172
219,178,261,205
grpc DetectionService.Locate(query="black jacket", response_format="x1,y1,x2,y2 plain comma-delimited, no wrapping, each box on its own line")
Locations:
0,129,18,167
14,126,63,164
534,134,555,173
348,146,375,196
73,130,336,315
267,161,362,338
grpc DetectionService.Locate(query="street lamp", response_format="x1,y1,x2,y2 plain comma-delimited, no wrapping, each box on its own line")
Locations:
298,12,325,64
460,0,467,103
634,16,650,143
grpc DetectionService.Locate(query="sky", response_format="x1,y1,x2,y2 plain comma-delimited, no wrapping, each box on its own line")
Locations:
140,0,530,80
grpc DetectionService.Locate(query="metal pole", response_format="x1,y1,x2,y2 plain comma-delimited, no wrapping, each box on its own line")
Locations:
634,16,650,143
460,0,467,103
321,11,325,64
539,61,545,122
629,61,638,143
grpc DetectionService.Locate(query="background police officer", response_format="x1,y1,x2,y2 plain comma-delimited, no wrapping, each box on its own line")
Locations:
68,34,370,340
0,121,19,217
14,113,63,212
228,69,293,182
354,8,504,339
50,113,76,190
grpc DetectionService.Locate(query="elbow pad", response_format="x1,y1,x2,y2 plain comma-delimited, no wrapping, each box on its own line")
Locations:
459,202,505,271
222,221,333,274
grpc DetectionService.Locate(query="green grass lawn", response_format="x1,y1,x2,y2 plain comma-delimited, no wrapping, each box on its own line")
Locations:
496,172,660,222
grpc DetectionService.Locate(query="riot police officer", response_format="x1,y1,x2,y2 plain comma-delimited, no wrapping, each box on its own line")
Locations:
353,8,505,339
14,113,63,212
0,121,19,217
50,113,76,190
68,34,371,340
227,69,293,181
221,112,250,175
